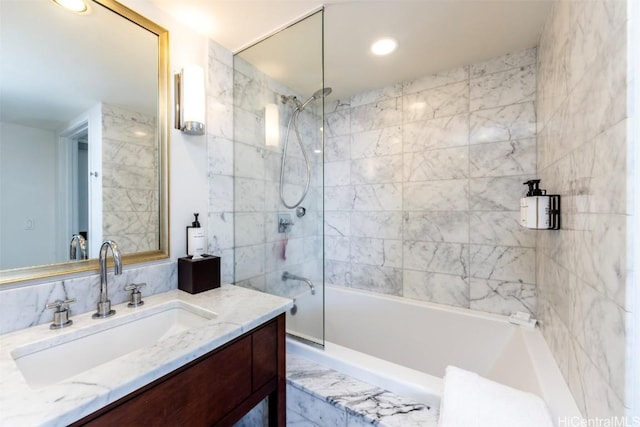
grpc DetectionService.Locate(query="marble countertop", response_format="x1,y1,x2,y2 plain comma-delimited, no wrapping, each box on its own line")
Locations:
0,285,292,426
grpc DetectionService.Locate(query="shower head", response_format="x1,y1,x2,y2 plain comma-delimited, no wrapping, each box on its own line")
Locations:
311,87,332,100
300,87,332,110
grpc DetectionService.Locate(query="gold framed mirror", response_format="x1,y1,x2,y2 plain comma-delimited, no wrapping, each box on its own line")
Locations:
0,0,169,285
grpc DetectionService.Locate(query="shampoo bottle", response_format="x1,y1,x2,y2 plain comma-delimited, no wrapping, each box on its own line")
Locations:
186,213,206,258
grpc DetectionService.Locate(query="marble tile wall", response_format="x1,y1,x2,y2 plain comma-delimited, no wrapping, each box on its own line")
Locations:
325,48,538,316
207,40,236,284
536,0,629,417
102,103,159,254
231,53,324,310
0,261,176,335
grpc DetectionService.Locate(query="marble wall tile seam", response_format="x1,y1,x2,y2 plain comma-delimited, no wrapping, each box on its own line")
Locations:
467,274,535,287
469,244,536,284
398,176,472,184
469,279,536,316
467,208,521,213
572,263,628,314
469,64,536,112
563,321,627,413
402,68,470,96
469,60,537,82
469,101,537,145
401,109,471,126
467,98,537,117
465,138,538,178
102,136,157,147
470,47,537,79
208,39,234,69
562,8,629,97
569,274,627,392
401,267,470,280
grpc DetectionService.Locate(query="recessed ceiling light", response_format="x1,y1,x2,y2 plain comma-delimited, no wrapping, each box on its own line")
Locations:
371,38,397,56
51,0,89,13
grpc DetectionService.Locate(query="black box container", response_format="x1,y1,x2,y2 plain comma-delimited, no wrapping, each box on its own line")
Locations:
178,255,221,294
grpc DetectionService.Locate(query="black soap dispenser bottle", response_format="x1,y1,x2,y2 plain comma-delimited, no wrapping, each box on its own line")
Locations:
186,213,205,258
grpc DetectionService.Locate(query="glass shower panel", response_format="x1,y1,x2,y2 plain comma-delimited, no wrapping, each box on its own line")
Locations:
233,11,325,346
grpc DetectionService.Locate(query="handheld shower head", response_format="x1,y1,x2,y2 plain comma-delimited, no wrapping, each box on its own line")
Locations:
300,87,332,110
312,87,332,100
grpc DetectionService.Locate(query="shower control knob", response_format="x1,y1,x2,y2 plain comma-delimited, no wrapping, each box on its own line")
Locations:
296,206,306,217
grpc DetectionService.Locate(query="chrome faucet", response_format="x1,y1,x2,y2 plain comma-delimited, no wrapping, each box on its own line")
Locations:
69,234,87,260
93,240,122,319
282,271,316,295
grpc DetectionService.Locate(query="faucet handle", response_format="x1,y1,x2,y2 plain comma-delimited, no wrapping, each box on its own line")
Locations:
46,298,76,330
125,283,146,307
46,298,76,311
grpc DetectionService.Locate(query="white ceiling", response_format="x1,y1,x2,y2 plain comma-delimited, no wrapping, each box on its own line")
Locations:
0,0,157,130
149,0,554,100
0,0,553,130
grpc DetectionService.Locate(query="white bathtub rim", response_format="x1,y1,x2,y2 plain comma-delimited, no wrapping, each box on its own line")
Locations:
320,285,582,422
325,284,528,325
521,328,582,420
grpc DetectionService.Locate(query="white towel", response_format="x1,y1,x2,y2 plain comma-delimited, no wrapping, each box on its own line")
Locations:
438,366,554,427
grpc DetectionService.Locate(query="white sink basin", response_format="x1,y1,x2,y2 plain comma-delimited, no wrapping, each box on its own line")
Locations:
11,300,216,389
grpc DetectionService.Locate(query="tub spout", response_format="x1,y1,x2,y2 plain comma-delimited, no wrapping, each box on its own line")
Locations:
282,271,316,295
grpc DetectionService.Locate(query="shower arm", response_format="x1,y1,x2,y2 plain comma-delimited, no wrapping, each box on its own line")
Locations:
279,108,312,209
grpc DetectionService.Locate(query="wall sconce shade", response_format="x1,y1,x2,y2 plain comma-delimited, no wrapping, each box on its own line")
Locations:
265,103,279,147
175,65,205,135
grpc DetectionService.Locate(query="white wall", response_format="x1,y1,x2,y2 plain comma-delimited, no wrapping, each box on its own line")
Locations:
0,122,57,269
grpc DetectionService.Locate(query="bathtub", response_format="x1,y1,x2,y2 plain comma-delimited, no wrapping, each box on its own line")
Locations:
286,284,581,423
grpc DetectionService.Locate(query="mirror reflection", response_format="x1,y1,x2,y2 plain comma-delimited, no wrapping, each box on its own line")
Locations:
0,0,161,271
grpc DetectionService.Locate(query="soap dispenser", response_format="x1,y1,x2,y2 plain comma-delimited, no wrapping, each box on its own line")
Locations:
520,180,560,230
186,213,206,258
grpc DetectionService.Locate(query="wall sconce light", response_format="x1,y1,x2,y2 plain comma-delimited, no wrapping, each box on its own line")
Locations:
174,65,205,135
265,103,279,147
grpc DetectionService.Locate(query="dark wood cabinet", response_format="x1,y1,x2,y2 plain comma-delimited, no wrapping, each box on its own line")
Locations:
72,314,285,427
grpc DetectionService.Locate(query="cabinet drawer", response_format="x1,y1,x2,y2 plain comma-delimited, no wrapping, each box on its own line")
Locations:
252,319,277,391
83,336,252,426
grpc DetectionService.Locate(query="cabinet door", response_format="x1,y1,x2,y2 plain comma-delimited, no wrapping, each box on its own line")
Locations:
252,319,278,392
83,336,252,427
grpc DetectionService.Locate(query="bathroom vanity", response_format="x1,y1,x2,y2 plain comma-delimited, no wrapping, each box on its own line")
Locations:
0,285,292,426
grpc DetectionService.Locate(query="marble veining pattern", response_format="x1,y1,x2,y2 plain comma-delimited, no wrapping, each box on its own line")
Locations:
470,64,536,111
402,114,469,152
232,49,324,313
324,48,538,317
207,39,237,281
403,81,469,123
0,285,292,426
535,0,628,416
469,102,536,144
287,353,439,427
101,104,158,254
351,127,403,159
0,261,176,335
